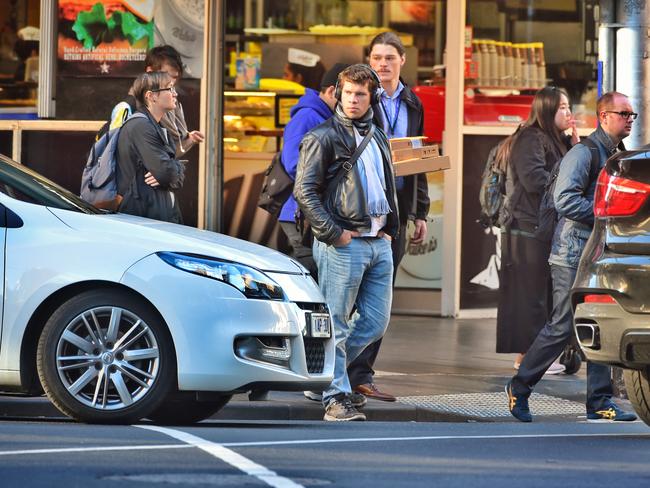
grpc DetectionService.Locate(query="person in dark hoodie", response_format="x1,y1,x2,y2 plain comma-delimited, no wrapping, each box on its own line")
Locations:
278,62,350,277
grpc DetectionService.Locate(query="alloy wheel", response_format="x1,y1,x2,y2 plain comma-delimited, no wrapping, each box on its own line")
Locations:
55,306,160,410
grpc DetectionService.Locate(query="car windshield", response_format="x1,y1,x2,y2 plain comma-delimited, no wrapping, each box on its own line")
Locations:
0,154,102,214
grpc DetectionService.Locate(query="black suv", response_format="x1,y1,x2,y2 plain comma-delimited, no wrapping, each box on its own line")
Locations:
572,149,650,426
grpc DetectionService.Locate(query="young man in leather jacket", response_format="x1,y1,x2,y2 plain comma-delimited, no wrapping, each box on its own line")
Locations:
294,64,399,421
347,32,430,402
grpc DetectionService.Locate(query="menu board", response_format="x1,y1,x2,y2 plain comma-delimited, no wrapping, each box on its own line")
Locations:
57,0,154,77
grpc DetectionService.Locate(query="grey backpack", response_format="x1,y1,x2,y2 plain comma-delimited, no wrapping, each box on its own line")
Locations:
80,112,147,210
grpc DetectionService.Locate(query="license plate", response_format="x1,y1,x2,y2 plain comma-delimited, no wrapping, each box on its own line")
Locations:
309,313,331,338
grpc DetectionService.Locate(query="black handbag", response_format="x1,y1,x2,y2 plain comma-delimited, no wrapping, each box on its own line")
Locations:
257,152,294,216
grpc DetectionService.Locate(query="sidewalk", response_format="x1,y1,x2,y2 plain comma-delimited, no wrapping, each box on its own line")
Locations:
1,316,605,423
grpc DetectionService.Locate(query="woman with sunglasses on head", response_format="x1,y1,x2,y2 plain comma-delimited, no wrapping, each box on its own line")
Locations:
496,86,579,373
116,71,186,224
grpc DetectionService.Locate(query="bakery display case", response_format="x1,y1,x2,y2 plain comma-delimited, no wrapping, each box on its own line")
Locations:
223,90,300,153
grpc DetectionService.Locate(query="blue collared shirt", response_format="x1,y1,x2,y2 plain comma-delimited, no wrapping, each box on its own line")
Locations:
379,82,408,191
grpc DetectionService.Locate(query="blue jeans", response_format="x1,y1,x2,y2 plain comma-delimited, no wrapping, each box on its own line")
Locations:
511,263,613,413
314,237,393,405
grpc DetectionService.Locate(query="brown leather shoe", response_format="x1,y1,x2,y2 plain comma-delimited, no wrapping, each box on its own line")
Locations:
353,383,396,402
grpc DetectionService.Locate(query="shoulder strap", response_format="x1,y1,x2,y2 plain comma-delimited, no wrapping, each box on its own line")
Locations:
579,138,601,183
326,125,376,195
125,94,137,113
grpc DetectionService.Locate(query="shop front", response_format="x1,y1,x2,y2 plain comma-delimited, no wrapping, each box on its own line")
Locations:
0,1,615,316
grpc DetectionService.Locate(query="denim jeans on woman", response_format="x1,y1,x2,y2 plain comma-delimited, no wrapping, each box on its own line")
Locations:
313,237,393,406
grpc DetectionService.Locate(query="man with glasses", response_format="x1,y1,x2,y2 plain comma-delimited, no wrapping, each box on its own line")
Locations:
506,91,637,423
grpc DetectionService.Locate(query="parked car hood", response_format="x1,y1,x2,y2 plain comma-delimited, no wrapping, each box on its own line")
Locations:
48,208,305,274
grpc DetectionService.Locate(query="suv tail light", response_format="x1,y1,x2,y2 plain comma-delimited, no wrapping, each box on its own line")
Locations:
594,170,650,217
583,294,616,304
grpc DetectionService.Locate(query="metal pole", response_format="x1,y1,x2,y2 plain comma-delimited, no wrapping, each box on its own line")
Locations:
615,0,649,149
199,0,225,231
434,2,444,65
598,0,616,95
441,0,466,317
38,0,56,118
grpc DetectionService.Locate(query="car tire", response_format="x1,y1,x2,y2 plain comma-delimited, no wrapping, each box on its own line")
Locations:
623,367,650,426
147,395,232,425
37,289,175,424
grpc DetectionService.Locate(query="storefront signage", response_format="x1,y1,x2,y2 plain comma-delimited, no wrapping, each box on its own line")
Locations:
58,0,154,77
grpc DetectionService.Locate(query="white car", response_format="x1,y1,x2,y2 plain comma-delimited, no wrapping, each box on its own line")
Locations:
0,154,334,424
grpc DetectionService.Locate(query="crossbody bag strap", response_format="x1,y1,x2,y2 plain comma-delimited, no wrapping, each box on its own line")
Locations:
326,125,375,195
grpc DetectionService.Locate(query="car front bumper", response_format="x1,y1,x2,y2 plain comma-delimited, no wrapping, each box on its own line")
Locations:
121,254,334,392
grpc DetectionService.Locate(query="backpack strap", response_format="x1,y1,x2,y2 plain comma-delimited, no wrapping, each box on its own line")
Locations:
578,138,601,183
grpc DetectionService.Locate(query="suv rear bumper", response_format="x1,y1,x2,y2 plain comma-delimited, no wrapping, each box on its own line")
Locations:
574,302,650,368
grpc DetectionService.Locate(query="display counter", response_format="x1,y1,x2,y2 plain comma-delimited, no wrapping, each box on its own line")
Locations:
223,150,286,252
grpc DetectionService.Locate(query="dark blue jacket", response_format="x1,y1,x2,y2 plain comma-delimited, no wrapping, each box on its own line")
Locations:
549,126,621,268
279,89,333,222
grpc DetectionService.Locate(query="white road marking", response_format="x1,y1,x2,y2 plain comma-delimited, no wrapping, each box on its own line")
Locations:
219,432,650,448
0,443,190,456
137,425,304,488
0,431,647,459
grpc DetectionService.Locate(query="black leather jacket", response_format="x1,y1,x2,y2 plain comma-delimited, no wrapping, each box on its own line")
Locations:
373,81,430,223
294,110,400,245
505,125,570,231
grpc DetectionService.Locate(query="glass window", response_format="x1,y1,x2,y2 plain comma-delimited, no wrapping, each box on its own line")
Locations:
0,0,40,120
222,1,447,300
465,0,598,128
0,154,101,214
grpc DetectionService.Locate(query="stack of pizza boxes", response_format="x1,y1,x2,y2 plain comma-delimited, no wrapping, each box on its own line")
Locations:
389,137,450,176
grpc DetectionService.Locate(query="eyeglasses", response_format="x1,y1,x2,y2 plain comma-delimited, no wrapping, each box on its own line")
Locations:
151,86,177,95
605,110,638,120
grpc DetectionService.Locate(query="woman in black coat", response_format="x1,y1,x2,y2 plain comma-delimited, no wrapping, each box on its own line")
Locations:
496,86,578,371
116,71,185,223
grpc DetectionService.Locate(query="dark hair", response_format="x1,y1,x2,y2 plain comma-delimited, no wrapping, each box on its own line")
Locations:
597,91,628,116
144,45,184,77
320,63,350,92
286,61,326,91
496,86,570,170
337,64,380,94
132,71,172,106
368,31,405,57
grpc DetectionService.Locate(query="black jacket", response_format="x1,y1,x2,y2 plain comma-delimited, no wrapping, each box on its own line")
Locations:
116,108,185,223
506,125,571,231
372,82,430,223
294,110,400,245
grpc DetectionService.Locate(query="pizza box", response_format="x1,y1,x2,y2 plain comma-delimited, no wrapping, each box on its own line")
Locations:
393,155,451,177
392,144,439,163
388,136,428,151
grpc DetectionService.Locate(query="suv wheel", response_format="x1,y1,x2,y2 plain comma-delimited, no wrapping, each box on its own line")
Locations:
623,367,650,426
37,289,175,424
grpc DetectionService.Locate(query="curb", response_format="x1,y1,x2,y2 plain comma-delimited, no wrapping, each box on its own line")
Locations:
0,395,473,423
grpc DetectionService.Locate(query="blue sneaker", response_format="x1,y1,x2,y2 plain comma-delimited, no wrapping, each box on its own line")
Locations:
505,380,532,422
587,402,637,422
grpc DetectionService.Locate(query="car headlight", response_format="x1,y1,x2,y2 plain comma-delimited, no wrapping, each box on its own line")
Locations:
157,252,285,300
